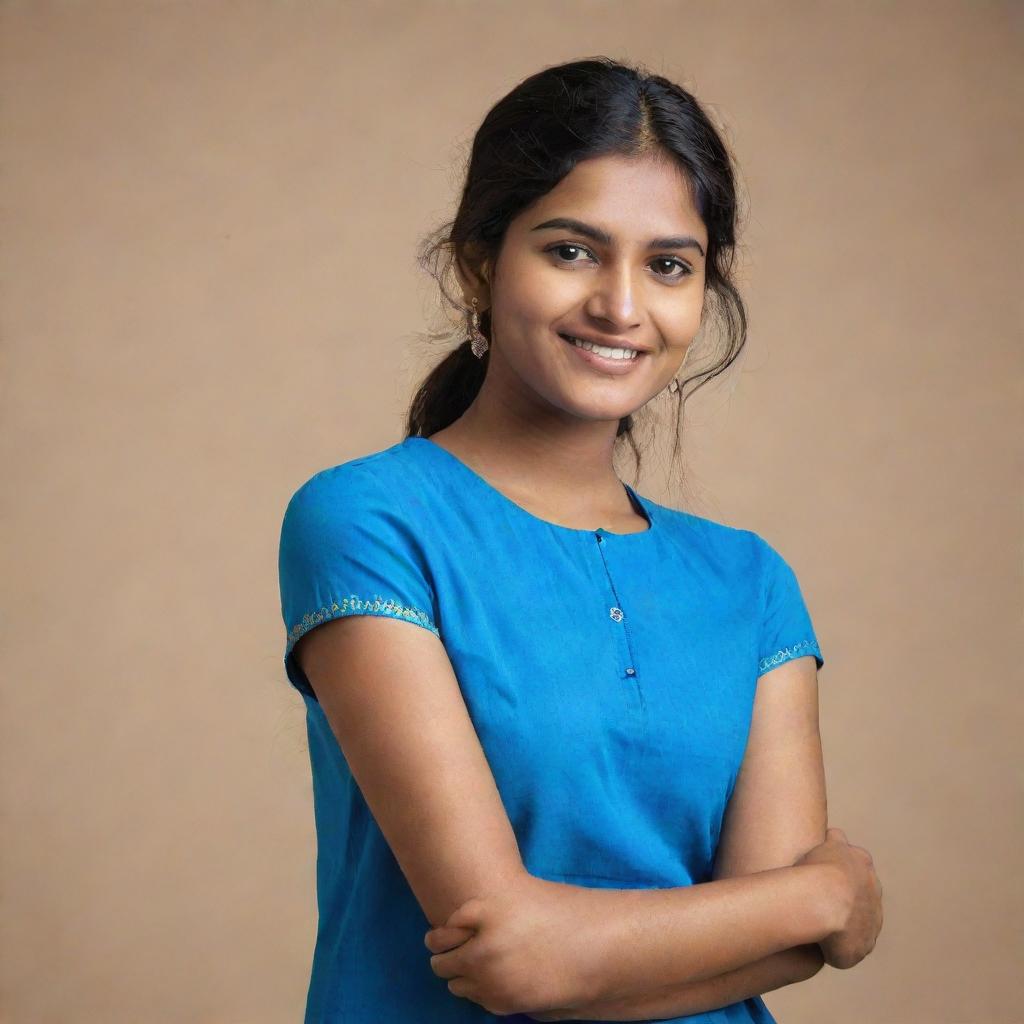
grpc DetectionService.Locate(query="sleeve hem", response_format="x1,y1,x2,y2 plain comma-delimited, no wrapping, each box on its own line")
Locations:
285,593,440,657
758,638,823,676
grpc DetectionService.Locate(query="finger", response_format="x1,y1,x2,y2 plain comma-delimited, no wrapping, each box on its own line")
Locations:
447,976,477,1001
827,826,847,841
424,925,475,953
430,943,471,980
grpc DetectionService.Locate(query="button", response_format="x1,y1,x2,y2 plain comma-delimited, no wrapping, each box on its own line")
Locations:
609,607,623,621
625,667,636,676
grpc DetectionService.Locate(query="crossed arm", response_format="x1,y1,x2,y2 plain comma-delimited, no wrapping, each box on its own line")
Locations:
427,870,834,1020
297,613,832,1018
569,647,831,1018
427,649,833,1018
522,944,826,1021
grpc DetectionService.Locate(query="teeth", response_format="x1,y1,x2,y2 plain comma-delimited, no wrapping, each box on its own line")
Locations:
563,335,639,360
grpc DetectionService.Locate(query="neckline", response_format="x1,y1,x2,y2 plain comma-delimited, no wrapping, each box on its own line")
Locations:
405,435,655,537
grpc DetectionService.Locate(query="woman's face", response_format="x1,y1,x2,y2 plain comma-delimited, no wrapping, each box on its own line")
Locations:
469,152,708,428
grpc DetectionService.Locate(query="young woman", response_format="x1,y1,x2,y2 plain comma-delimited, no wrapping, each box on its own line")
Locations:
278,56,882,1023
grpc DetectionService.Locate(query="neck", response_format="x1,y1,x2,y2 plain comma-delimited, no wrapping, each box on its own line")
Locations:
431,387,633,519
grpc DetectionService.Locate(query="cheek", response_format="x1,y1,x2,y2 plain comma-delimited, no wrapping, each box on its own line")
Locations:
680,288,707,335
655,304,703,353
492,263,565,335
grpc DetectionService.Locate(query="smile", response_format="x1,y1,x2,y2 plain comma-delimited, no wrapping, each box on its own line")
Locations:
557,332,648,376
559,333,641,361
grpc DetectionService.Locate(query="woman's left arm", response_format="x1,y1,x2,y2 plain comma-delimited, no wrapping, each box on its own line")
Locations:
528,653,831,1020
524,944,823,1021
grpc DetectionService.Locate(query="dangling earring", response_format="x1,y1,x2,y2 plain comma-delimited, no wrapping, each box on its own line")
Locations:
466,297,488,358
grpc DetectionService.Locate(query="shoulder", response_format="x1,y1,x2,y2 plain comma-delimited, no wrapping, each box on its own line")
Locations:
278,444,432,573
281,443,412,525
278,443,440,669
651,500,777,574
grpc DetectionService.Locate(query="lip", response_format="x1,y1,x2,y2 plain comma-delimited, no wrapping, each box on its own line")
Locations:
558,331,648,375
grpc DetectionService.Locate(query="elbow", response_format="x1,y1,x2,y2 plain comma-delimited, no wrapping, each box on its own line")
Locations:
790,943,826,984
423,860,531,931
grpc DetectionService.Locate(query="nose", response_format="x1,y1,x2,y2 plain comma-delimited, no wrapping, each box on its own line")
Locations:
583,263,642,331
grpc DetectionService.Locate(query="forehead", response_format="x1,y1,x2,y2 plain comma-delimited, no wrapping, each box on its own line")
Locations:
523,153,706,242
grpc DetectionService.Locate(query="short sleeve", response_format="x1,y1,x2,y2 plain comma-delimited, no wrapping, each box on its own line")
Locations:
756,538,824,678
277,465,440,700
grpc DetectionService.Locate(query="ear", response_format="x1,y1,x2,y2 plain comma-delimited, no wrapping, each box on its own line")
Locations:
454,244,491,307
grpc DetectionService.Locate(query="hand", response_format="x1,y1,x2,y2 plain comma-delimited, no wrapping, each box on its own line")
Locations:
423,874,602,1017
794,826,883,969
423,923,577,1021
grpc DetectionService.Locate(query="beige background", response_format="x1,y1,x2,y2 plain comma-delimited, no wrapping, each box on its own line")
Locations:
2,2,1020,1022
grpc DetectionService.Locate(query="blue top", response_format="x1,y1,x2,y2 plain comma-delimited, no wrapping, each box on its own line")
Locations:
278,435,824,1024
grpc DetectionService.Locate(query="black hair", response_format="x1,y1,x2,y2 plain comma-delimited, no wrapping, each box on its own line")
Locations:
406,56,747,492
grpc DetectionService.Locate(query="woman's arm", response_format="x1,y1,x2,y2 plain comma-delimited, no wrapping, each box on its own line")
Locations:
523,944,825,1022
298,612,839,1020
428,656,846,1014
517,654,833,1019
428,862,846,1013
300,613,842,1017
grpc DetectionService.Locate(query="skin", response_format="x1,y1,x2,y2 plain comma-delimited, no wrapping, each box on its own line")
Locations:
431,151,707,531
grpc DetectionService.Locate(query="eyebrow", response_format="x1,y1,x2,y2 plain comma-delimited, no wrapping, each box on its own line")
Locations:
531,217,706,258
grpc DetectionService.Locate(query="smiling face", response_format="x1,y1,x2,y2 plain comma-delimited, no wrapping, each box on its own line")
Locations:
461,152,709,430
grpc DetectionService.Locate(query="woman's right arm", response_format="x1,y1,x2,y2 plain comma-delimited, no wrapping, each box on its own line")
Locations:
295,616,847,1016
293,612,530,928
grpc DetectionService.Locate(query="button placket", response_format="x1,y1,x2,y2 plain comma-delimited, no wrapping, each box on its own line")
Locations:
592,531,645,716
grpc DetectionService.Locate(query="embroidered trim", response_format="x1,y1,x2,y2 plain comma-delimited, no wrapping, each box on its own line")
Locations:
759,638,821,675
286,593,439,655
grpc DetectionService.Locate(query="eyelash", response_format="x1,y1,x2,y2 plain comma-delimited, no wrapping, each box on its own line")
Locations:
543,242,694,280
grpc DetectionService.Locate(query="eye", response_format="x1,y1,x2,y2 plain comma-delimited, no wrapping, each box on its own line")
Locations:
544,243,694,281
545,243,596,265
650,257,694,279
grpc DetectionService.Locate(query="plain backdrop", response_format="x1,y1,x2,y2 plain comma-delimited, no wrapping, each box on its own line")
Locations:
1,2,1020,1022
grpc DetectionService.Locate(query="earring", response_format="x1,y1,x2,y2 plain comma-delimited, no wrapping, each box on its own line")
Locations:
466,297,488,358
